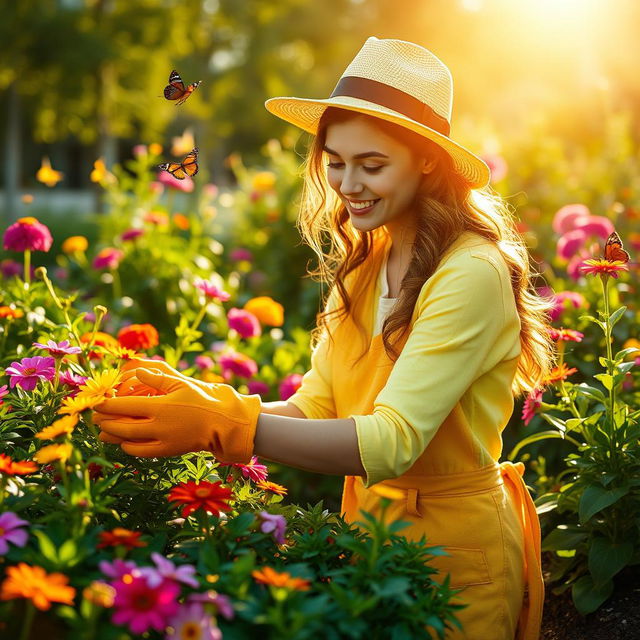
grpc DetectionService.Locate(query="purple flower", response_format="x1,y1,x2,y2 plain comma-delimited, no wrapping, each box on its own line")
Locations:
195,355,215,370
144,552,199,589
93,248,124,270
158,170,194,193
187,591,234,620
218,352,258,380
166,602,221,640
99,558,138,579
0,512,29,554
59,370,88,389
32,339,82,357
3,217,53,252
1,259,22,279
0,385,8,405
5,356,56,391
227,308,261,339
121,228,145,242
259,511,287,545
194,278,231,302
229,248,253,262
278,373,303,401
247,380,269,396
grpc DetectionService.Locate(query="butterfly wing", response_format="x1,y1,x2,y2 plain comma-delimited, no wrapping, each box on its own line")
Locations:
181,148,199,177
163,70,187,101
604,231,630,263
158,162,186,179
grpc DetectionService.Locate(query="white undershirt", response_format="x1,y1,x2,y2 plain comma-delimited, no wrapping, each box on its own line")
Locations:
373,251,398,337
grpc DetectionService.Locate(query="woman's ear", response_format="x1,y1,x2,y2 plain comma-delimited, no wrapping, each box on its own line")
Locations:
422,158,437,175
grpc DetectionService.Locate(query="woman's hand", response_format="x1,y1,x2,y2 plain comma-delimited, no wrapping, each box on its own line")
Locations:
93,369,261,462
118,358,216,396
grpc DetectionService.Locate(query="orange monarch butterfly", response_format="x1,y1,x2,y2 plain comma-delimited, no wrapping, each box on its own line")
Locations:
603,231,630,263
158,148,199,180
163,70,201,105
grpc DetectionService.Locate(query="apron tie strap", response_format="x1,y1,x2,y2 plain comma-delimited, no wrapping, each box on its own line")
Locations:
405,488,420,517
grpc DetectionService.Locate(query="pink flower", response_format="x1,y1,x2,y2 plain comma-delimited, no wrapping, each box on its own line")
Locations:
218,352,258,380
259,511,287,545
99,559,138,579
481,153,508,183
158,170,194,193
111,572,180,635
218,456,268,483
150,181,164,195
3,217,53,252
548,328,584,342
187,591,234,620
166,602,221,640
522,388,543,426
227,308,261,339
247,380,270,396
133,144,148,157
121,228,144,242
1,259,22,278
5,356,56,391
0,385,8,405
556,229,587,261
0,512,29,555
229,248,253,262
567,251,591,281
575,215,615,240
194,355,215,370
552,204,590,235
279,373,303,401
549,291,586,322
93,248,124,270
141,552,199,589
580,259,629,278
32,339,82,357
195,278,231,302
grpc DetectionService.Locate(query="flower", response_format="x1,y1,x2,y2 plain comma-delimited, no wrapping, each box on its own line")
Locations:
547,290,587,322
227,308,261,338
0,563,75,610
83,581,116,608
80,331,119,359
279,373,303,401
99,559,138,580
70,370,121,413
481,153,508,183
36,157,64,187
251,566,310,591
117,323,160,351
229,247,253,262
58,393,100,416
0,260,22,278
59,370,88,391
580,259,629,278
167,481,233,518
0,454,38,476
218,456,268,483
93,248,124,270
219,352,258,380
259,512,287,545
251,171,276,193
171,128,196,157
194,278,231,302
166,602,222,640
149,143,162,156
521,388,543,426
143,552,199,589
543,363,578,386
3,217,53,252
0,306,24,319
194,355,215,370
256,480,288,496
548,328,584,342
5,356,56,391
121,228,144,242
90,158,116,185
32,339,82,357
35,414,79,440
158,170,194,193
556,229,587,261
62,235,89,254
173,213,190,230
552,204,591,234
247,380,270,396
143,210,169,225
187,591,234,620
34,443,73,464
98,528,146,550
576,215,615,239
111,571,180,634
243,296,284,326
0,512,29,555
0,385,8,405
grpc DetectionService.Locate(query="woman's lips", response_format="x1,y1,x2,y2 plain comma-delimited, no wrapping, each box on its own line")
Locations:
347,199,380,215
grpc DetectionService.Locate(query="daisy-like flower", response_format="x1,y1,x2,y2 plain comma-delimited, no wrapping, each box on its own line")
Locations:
579,259,629,278
0,384,8,405
219,352,258,380
5,356,56,391
99,559,138,580
32,339,82,357
543,363,578,386
194,278,231,302
279,373,303,401
521,388,543,426
227,308,261,339
82,581,116,608
218,456,268,483
61,236,89,254
0,563,75,611
251,566,310,591
166,602,222,640
35,414,78,440
93,248,124,270
0,454,38,476
74,369,122,404
3,217,53,252
0,512,29,555
33,443,73,464
105,345,144,361
255,480,288,496
548,328,584,343
141,552,199,589
121,228,144,242
98,528,146,550
187,591,234,620
59,370,88,390
58,393,100,416
259,512,287,545
167,481,233,518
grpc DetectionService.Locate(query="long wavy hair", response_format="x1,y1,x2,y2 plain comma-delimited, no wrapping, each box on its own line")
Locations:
297,107,555,397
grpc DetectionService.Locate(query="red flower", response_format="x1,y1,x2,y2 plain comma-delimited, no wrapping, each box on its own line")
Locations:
97,528,146,550
548,328,584,343
543,363,578,385
579,259,628,278
167,481,233,518
117,324,159,351
0,454,38,476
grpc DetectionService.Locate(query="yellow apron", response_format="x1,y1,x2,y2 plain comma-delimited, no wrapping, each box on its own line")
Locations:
333,237,543,640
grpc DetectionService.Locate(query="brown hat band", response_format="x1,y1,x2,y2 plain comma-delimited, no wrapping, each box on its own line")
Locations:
329,76,451,137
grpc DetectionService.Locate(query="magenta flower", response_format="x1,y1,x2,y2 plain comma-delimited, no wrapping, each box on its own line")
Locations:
567,251,591,281
1,259,22,279
548,328,584,342
121,228,145,242
229,248,253,262
32,339,82,357
247,380,270,396
3,217,53,252
158,170,194,193
59,370,88,388
0,385,8,405
549,291,586,322
481,153,508,183
575,215,615,240
187,591,234,620
194,278,231,302
552,204,590,235
556,229,587,261
195,355,215,370
93,248,124,270
144,552,199,589
218,456,268,483
111,572,180,634
0,512,29,554
227,308,261,339
99,558,138,580
522,388,543,426
278,373,303,401
219,352,258,380
166,602,222,640
5,356,56,391
259,511,287,545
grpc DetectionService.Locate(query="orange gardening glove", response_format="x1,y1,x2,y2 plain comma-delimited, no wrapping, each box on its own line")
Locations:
93,368,261,462
118,358,217,396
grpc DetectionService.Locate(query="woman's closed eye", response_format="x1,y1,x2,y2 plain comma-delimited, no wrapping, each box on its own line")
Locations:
326,162,384,173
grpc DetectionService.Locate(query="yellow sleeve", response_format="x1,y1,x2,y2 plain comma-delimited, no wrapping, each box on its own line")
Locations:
352,250,516,487
286,288,339,420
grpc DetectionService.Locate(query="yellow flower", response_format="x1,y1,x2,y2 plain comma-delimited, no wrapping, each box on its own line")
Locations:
82,581,115,608
243,296,284,326
148,143,163,156
58,394,99,416
34,443,73,464
62,236,89,254
35,415,78,440
36,157,64,188
90,158,116,185
251,171,276,193
171,128,195,157
104,345,143,361
76,369,121,402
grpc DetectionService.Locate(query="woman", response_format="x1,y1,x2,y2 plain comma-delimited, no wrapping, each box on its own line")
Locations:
94,37,555,639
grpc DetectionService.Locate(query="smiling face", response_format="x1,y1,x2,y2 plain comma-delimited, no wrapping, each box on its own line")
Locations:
323,114,434,235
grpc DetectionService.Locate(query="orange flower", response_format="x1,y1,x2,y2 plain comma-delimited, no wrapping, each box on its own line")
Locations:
117,323,159,351
579,259,628,278
251,566,310,591
143,210,169,226
33,443,73,464
0,306,24,319
0,453,38,476
167,480,233,518
35,414,78,440
80,331,119,360
0,563,75,611
36,157,64,188
243,296,284,327
251,171,276,193
97,527,146,550
172,213,190,230
543,363,578,385
62,236,89,254
82,581,115,608
256,480,288,496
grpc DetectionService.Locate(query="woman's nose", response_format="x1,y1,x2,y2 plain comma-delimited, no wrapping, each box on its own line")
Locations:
340,167,363,196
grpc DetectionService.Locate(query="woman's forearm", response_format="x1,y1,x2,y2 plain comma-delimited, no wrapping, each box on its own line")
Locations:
253,410,366,478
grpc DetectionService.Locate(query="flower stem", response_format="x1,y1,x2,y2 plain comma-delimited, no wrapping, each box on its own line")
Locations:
600,275,617,466
23,249,31,286
19,601,36,640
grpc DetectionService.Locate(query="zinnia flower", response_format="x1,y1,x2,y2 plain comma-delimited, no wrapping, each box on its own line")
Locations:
3,217,53,252
62,236,89,254
556,229,587,261
251,566,310,591
229,248,253,262
1,259,22,278
98,528,146,550
251,171,276,193
579,259,628,278
218,352,258,380
243,296,284,326
33,443,73,464
32,339,83,357
167,481,233,518
218,456,268,483
36,157,64,187
83,581,116,608
259,512,287,545
99,558,138,580
552,204,591,234
247,380,270,396
543,363,578,385
194,278,231,302
121,228,144,242
93,248,124,270
521,388,543,426
172,213,190,230
0,306,24,319
35,414,78,440
0,512,29,555
0,454,38,476
256,480,287,496
166,602,222,640
194,355,215,370
547,290,587,322
5,356,56,391
187,591,234,620
142,552,199,589
279,373,303,401
548,328,584,342
143,210,169,225
117,323,159,351
158,170,194,193
227,308,261,338
0,563,75,611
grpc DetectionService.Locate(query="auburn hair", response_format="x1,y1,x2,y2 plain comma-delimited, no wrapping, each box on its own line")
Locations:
296,107,555,397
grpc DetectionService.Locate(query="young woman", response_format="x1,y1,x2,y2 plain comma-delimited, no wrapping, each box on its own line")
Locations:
94,37,555,640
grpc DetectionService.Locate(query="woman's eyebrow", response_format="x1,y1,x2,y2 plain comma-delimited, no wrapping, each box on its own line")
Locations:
323,145,389,160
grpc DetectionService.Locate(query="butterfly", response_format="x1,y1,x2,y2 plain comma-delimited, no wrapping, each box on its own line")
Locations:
603,231,630,263
158,148,199,180
163,70,201,105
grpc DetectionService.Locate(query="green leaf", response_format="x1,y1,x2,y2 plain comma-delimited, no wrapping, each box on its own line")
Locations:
617,361,636,374
608,306,626,328
33,530,58,563
588,537,634,586
614,347,640,361
508,431,576,460
572,574,613,615
574,384,606,404
541,525,587,552
578,485,630,524
540,414,567,433
58,539,78,564
593,374,613,390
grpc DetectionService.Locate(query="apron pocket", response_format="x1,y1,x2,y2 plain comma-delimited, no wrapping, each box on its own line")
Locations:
429,546,492,589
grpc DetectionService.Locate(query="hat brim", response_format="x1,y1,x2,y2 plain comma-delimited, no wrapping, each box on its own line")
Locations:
265,95,490,189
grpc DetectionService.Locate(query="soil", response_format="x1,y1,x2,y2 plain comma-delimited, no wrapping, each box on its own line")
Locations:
540,552,640,640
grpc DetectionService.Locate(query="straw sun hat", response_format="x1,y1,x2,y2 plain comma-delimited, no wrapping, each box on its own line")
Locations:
265,36,490,189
